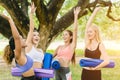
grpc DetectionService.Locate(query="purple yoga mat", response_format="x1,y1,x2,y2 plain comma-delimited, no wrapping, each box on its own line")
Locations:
34,68,54,74
11,67,22,76
35,73,54,78
34,68,54,78
11,68,55,78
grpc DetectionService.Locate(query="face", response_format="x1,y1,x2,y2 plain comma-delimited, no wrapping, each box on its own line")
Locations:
86,27,96,40
32,31,40,45
62,31,72,43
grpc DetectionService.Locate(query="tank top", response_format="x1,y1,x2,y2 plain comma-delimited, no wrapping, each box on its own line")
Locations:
85,43,101,59
26,46,44,63
56,45,73,61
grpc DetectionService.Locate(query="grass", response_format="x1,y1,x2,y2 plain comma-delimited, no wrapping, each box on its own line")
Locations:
0,49,120,80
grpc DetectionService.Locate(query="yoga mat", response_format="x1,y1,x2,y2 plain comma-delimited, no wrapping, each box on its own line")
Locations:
34,69,54,78
42,52,53,69
35,72,54,78
11,67,22,76
51,59,60,70
34,68,54,74
80,58,115,68
42,78,49,80
42,52,53,80
12,68,55,78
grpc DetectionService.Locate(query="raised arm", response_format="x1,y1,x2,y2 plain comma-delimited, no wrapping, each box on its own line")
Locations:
26,2,36,45
86,7,101,29
71,7,81,52
0,14,21,59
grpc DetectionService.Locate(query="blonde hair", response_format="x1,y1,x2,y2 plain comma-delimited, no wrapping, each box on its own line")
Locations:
85,24,101,47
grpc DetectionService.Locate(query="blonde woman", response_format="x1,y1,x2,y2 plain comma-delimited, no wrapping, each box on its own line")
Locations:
81,7,110,80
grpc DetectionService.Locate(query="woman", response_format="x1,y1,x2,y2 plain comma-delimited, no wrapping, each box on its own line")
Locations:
1,15,35,80
81,7,110,80
25,2,44,69
53,7,81,80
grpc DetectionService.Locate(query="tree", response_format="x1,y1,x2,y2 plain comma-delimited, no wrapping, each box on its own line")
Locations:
0,0,118,51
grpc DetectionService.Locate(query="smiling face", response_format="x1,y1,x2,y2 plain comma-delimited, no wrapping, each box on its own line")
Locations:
86,27,96,40
86,24,101,42
62,30,73,43
32,31,40,45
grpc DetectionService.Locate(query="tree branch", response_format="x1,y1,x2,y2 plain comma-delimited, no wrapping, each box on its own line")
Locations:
32,0,48,26
47,0,65,22
0,16,12,38
48,0,89,45
0,0,29,37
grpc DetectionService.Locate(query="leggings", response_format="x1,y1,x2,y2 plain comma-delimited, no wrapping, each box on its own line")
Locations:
55,67,71,80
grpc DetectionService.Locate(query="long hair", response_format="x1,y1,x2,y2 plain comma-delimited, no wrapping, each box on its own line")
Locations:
3,37,15,64
85,24,102,47
66,30,76,64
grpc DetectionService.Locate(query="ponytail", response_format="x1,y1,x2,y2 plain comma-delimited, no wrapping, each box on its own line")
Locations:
3,45,14,64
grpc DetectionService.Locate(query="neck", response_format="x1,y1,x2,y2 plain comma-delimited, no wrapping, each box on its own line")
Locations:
90,39,98,44
64,42,70,46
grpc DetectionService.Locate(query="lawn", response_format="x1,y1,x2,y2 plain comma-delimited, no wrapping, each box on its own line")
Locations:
0,49,120,80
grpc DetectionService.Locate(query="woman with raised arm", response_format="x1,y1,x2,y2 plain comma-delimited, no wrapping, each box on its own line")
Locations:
81,7,110,80
53,7,81,80
1,15,36,80
25,2,44,70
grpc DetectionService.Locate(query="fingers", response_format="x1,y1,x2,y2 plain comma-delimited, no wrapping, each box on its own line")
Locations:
74,6,81,15
30,2,37,14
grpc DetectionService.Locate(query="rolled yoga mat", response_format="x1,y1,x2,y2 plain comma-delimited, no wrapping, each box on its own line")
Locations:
51,59,60,70
42,52,53,69
34,68,54,78
11,67,22,76
42,52,53,80
12,68,54,78
80,58,115,68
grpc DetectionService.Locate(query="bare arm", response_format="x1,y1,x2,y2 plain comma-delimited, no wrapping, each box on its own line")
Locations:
0,14,21,59
86,7,101,29
71,7,81,53
26,3,36,45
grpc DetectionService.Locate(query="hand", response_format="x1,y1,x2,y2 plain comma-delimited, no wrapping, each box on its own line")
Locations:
30,2,36,14
0,14,11,21
74,7,81,16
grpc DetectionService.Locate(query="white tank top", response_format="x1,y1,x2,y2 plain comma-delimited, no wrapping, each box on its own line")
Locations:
26,46,44,63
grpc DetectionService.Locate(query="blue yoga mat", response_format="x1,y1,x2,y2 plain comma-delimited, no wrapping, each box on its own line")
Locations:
42,52,53,69
52,59,60,70
42,52,53,80
80,58,115,68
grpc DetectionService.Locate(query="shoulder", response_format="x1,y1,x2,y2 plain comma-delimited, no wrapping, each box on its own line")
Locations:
99,42,106,51
38,48,43,52
57,45,63,49
99,42,105,48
